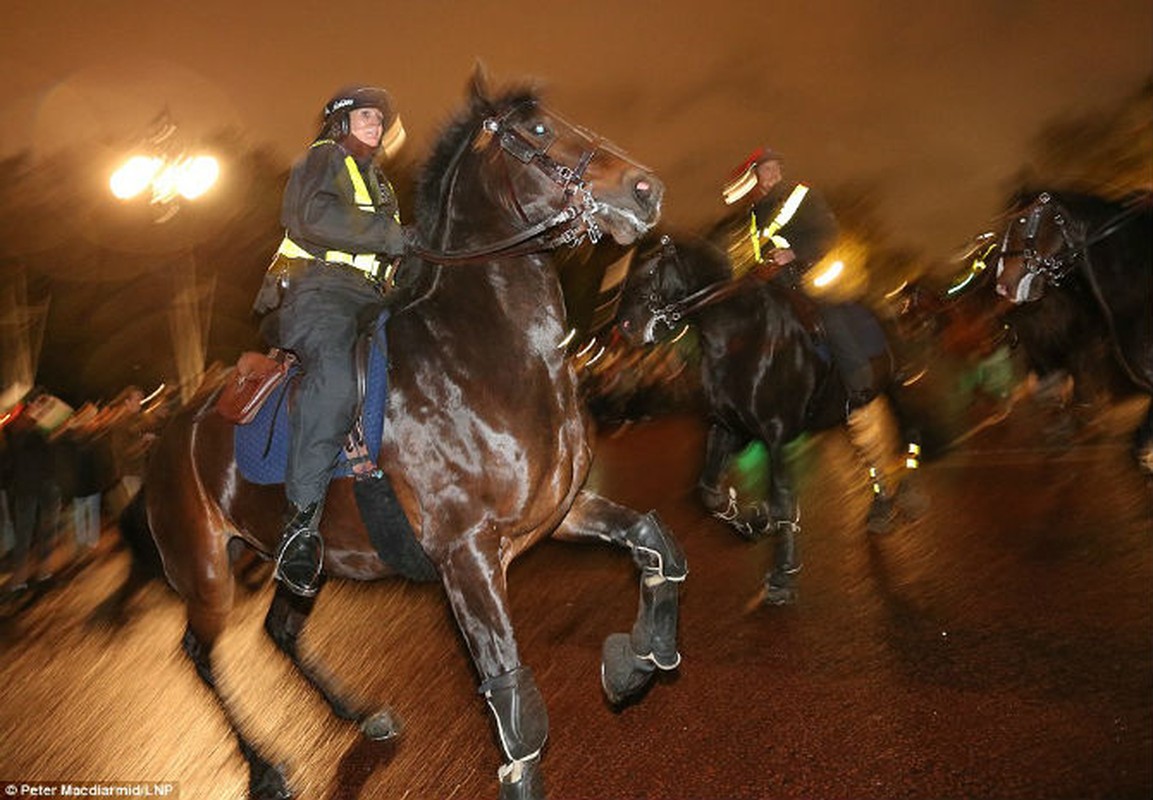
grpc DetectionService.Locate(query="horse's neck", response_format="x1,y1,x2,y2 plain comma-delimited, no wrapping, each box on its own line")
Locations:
429,252,569,350
696,283,804,353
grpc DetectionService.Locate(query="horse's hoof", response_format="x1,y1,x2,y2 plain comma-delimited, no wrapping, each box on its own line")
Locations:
866,495,898,534
360,708,403,741
601,632,655,705
1136,445,1153,476
249,763,292,800
497,755,546,800
761,582,797,606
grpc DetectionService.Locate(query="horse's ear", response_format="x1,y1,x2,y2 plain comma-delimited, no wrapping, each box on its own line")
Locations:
469,61,492,105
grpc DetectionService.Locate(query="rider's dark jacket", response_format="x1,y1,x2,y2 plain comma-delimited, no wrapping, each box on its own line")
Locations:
280,138,405,262
750,179,839,279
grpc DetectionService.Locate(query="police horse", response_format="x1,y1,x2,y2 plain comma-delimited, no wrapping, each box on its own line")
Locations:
994,190,1153,472
616,236,916,605
141,76,685,800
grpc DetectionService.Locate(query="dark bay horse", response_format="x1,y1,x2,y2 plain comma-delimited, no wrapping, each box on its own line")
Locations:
994,189,1153,471
616,236,917,605
142,75,684,800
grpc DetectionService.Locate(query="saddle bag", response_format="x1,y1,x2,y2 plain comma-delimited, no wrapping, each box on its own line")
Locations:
216,349,297,425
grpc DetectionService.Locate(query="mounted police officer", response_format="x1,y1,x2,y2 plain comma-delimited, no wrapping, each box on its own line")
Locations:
716,146,918,532
257,85,408,596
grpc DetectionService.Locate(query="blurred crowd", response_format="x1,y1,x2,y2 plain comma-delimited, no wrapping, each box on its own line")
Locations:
0,385,169,595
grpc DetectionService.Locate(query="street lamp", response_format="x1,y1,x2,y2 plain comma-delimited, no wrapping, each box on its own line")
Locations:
107,122,220,402
109,152,219,205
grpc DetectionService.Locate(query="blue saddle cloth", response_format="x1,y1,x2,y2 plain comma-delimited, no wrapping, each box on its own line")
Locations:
235,311,390,485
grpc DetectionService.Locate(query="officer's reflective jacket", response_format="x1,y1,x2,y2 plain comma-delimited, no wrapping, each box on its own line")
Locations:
278,139,405,271
749,180,839,269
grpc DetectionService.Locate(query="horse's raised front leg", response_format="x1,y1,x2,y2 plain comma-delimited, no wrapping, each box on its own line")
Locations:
698,422,750,527
436,533,548,800
553,491,687,706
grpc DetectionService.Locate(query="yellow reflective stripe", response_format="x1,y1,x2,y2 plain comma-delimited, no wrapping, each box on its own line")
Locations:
343,156,375,212
278,236,315,259
764,183,809,239
323,251,379,273
749,184,808,264
749,210,763,264
278,236,379,276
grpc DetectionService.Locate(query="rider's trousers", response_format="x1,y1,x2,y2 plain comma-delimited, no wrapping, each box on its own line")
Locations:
272,261,384,509
817,301,889,400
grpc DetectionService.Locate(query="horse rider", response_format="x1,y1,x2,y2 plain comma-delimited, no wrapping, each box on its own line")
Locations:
255,85,409,596
717,146,914,531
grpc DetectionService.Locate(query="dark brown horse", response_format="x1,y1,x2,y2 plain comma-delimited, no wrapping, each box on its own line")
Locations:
994,189,1152,471
615,236,919,605
141,74,684,800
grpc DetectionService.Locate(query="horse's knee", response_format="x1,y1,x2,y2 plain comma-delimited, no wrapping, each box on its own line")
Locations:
479,666,548,763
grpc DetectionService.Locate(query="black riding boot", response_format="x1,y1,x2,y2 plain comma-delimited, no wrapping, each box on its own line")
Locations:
274,502,323,597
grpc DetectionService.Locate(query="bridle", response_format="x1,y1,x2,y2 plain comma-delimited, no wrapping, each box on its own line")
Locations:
639,237,753,342
996,191,1146,293
412,102,605,266
996,193,1085,289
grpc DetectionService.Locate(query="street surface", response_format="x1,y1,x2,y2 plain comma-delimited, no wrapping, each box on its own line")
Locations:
2,395,1150,800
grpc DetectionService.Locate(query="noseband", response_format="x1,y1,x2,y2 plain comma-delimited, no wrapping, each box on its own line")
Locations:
414,103,604,266
640,237,750,342
997,193,1085,288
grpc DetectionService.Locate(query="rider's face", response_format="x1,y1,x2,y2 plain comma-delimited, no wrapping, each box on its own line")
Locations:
349,107,385,149
755,159,783,191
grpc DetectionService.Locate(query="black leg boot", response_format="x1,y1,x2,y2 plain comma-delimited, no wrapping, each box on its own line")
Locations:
274,502,323,597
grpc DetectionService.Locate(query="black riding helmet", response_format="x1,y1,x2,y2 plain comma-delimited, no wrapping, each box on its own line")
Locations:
317,85,396,142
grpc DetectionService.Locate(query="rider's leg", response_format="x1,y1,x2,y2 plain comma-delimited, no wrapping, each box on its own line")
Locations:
817,303,916,531
275,265,380,596
846,395,906,533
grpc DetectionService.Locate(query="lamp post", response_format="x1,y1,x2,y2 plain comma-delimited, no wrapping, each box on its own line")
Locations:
108,127,220,403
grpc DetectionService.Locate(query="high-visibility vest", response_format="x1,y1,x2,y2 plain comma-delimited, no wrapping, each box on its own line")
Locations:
749,183,809,264
276,141,401,277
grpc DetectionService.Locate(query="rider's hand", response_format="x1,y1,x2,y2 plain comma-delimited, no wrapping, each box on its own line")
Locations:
765,247,796,267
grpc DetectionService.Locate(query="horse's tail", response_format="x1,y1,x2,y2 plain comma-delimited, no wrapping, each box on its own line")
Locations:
116,487,165,580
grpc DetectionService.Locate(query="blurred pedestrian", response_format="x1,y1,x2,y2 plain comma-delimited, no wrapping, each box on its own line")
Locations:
1,411,62,592
66,407,105,558
107,387,152,515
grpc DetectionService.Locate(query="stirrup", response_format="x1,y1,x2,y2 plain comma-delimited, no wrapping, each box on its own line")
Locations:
274,522,323,597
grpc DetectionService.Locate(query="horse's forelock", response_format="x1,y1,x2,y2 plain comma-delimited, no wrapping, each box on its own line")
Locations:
413,85,540,234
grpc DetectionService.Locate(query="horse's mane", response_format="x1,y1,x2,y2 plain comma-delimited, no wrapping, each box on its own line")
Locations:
1008,187,1151,226
412,85,539,239
637,233,732,289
